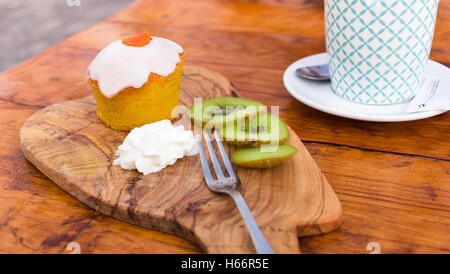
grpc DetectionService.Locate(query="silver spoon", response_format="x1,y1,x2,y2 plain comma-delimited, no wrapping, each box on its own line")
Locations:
296,63,330,81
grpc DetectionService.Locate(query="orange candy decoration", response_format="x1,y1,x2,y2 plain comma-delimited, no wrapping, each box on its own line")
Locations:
122,32,152,47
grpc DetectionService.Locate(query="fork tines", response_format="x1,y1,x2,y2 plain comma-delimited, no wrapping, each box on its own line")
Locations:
197,131,237,187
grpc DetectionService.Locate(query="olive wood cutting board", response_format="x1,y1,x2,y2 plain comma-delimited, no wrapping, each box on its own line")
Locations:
20,66,342,253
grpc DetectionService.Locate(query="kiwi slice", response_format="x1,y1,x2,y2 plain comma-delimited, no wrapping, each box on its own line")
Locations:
219,112,289,146
188,97,265,128
232,145,297,168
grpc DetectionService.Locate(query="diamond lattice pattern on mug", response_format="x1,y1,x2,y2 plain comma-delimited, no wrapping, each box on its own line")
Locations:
325,0,439,104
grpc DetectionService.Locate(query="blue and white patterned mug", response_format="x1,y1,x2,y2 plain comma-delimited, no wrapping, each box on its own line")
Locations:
325,0,439,104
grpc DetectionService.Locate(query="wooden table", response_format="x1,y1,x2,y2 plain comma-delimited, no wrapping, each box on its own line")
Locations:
0,0,449,254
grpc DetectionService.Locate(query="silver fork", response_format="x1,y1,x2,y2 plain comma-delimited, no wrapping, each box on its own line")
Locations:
196,131,275,254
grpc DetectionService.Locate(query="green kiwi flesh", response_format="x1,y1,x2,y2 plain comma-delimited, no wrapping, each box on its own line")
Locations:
219,112,289,146
232,145,297,168
188,97,265,128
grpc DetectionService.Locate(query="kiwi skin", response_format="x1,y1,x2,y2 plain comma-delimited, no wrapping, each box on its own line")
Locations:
232,145,297,168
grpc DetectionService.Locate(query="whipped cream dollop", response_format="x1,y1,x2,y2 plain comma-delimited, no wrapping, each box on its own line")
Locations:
87,37,183,98
113,120,198,175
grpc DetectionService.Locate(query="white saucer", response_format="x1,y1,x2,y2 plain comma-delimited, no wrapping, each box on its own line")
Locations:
283,53,449,122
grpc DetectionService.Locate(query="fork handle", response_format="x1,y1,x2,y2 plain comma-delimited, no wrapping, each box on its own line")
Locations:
229,190,275,254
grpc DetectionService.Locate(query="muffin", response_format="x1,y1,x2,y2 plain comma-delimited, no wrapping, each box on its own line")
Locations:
87,32,184,131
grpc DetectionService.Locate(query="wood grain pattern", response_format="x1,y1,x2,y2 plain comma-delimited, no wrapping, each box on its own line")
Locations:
20,66,342,254
0,0,449,253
